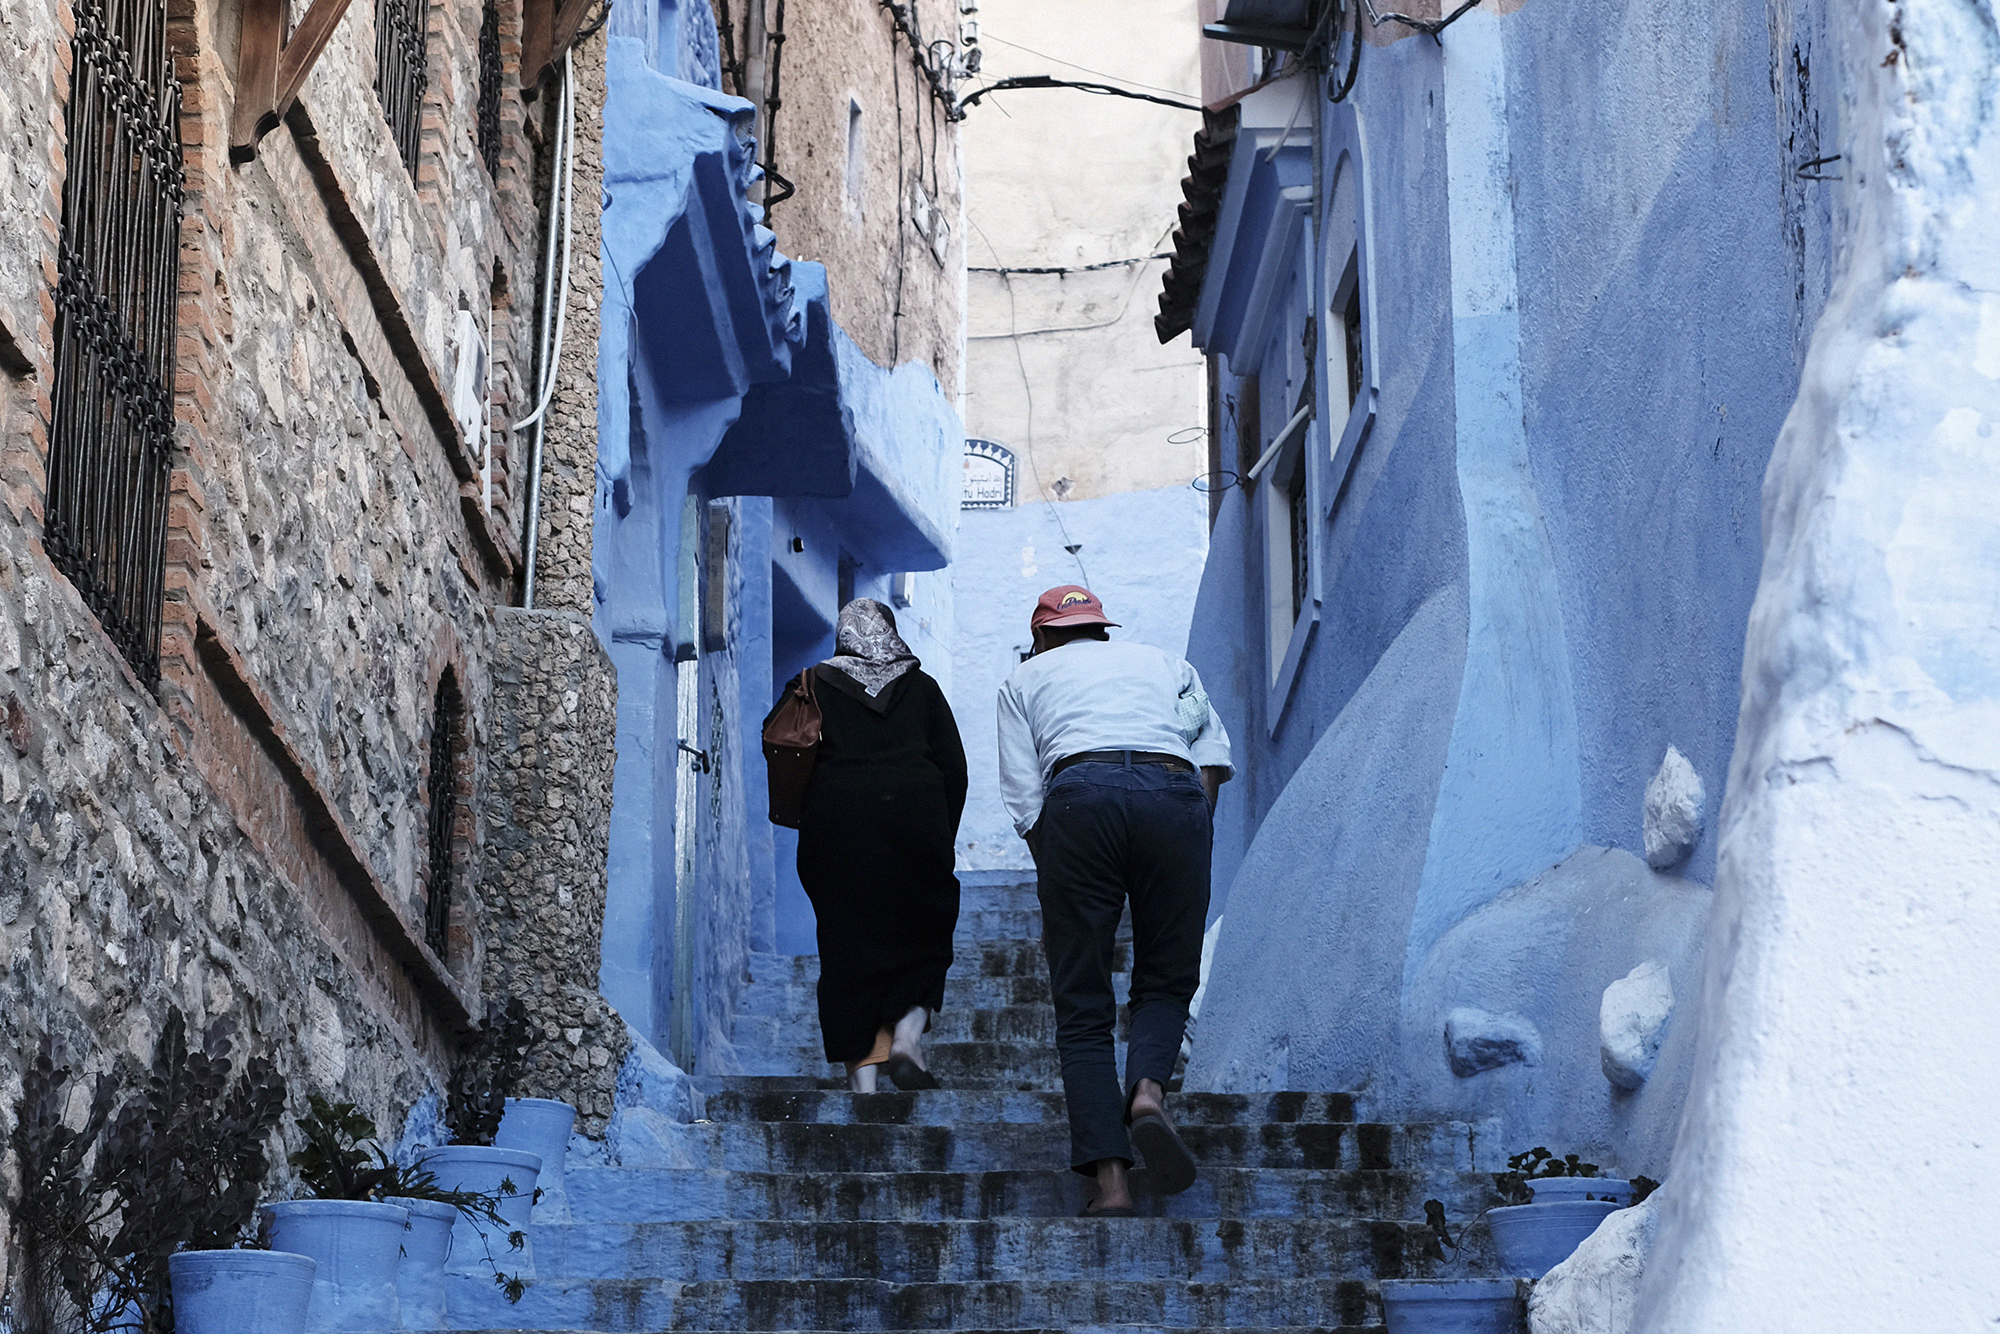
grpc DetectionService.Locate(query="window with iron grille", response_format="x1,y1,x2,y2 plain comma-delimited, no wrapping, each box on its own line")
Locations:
375,0,429,176
46,0,184,686
424,672,464,959
476,0,502,177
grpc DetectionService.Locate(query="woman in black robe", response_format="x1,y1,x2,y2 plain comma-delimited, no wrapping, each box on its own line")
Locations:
790,599,967,1092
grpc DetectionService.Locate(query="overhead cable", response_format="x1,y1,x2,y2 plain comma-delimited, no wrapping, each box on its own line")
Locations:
958,74,1202,113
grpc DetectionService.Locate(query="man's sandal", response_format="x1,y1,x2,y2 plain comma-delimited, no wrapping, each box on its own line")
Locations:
1079,1201,1139,1218
1129,1111,1198,1195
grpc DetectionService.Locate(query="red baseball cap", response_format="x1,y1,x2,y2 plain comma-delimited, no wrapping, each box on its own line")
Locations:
1031,585,1120,631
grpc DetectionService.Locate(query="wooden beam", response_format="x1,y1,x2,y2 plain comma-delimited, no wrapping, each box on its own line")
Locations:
524,0,597,92
275,0,364,113
228,0,285,161
520,0,552,92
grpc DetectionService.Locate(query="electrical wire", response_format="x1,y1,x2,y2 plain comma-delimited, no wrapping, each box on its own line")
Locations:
1362,0,1483,38
959,75,1201,114
968,252,1172,276
977,31,1199,101
967,213,1088,587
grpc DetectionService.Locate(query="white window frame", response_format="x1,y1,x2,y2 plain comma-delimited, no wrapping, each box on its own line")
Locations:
1315,110,1379,527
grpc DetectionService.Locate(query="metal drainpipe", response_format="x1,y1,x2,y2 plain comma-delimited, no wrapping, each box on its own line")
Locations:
518,52,575,609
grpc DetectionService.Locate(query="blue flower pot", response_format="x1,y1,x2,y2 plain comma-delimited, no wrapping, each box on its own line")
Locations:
169,1249,315,1334
1486,1199,1622,1278
422,1144,541,1275
1525,1175,1633,1206
383,1195,458,1330
1380,1279,1524,1333
261,1199,407,1332
495,1097,576,1222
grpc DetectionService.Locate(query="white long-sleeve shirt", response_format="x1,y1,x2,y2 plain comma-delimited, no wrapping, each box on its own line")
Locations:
996,638,1234,837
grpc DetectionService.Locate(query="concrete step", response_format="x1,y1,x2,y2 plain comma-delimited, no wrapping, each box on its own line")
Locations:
736,1004,1073,1051
734,972,1064,1017
455,1327,1389,1334
953,907,1045,941
521,1216,1455,1285
582,1119,1490,1175
564,1164,1503,1224
747,940,1129,987
699,1089,1363,1129
442,1273,1406,1331
735,1038,1126,1089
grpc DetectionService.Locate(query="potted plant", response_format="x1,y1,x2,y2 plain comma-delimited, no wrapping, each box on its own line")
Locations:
494,1096,577,1223
1485,1147,1655,1279
261,1095,412,1332
272,1093,528,1324
427,1001,544,1277
1377,1200,1527,1333
8,1013,312,1334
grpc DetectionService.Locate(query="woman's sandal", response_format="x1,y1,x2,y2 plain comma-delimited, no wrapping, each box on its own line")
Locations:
885,1053,940,1090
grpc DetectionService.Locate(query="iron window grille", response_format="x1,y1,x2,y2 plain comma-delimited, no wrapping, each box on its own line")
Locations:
46,0,185,687
375,0,429,177
476,0,502,177
424,673,464,959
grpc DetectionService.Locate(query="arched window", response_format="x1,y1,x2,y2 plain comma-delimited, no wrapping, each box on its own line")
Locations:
424,671,465,958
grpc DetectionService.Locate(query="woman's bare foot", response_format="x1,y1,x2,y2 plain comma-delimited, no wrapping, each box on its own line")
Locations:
890,1006,929,1067
886,1007,940,1089
846,1062,879,1093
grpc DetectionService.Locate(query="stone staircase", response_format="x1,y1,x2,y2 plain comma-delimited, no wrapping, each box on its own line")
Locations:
447,872,1514,1332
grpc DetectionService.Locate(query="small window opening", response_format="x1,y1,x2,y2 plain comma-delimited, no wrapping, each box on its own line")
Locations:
1288,465,1310,622
424,673,464,959
1341,279,1364,415
844,99,866,211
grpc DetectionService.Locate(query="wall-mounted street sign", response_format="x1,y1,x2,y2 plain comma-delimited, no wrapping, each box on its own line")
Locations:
963,439,1016,509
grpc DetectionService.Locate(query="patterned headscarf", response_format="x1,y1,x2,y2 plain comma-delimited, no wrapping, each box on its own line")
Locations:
819,598,919,706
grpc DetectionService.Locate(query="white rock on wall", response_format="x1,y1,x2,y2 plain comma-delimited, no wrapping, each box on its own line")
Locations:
1444,1005,1543,1076
1641,747,1704,870
1599,960,1674,1091
1531,1196,1660,1334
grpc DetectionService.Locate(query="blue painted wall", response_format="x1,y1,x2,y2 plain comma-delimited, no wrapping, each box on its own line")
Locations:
951,484,1211,875
1184,0,1820,1172
593,32,963,1062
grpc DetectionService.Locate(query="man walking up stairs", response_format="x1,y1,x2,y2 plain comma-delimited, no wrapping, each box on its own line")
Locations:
447,871,1520,1333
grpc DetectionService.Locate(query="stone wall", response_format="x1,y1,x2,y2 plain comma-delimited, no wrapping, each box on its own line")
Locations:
0,0,620,1297
754,0,965,397
483,608,627,1132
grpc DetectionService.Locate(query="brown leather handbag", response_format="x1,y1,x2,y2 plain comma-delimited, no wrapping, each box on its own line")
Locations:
762,668,822,828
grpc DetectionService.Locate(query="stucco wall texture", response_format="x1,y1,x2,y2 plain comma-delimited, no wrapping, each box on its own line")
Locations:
1187,0,1815,1175
1633,0,2000,1326
764,0,965,399
951,485,1210,872
960,0,1208,504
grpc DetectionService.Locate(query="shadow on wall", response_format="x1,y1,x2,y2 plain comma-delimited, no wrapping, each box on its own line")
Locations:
950,484,1211,873
1185,586,1711,1175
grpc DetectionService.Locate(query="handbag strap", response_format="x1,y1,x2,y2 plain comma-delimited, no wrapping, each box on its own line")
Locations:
798,667,817,702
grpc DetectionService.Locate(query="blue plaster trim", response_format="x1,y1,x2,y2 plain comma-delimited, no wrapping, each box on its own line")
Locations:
1403,12,1582,990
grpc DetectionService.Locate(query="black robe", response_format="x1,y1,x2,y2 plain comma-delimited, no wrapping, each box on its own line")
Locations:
792,665,967,1065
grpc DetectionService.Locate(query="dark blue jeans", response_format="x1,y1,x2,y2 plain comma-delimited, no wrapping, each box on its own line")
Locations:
1033,758,1212,1173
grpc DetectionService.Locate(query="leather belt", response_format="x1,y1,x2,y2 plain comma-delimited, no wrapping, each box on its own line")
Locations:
1052,749,1194,778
